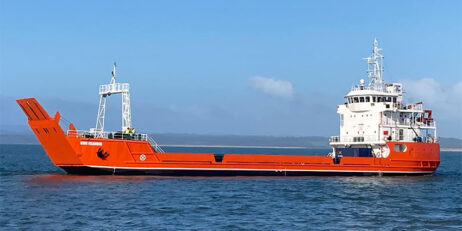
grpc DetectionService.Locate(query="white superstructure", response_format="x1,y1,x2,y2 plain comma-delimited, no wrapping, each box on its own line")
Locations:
329,39,437,158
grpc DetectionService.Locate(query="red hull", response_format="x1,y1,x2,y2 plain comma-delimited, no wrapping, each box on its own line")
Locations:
17,98,440,176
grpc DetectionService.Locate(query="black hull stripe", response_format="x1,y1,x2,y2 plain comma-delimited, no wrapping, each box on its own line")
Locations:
60,166,433,176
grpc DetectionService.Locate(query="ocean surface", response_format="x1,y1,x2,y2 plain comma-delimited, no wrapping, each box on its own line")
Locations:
0,144,461,230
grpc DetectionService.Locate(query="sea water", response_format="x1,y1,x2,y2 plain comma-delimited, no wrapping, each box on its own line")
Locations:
0,144,461,230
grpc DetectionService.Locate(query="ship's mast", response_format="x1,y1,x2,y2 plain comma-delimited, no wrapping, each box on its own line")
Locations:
363,38,385,91
93,62,132,138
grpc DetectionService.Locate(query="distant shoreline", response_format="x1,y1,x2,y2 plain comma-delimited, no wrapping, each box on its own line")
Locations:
161,144,326,149
440,148,462,152
1,143,461,152
166,145,462,151
0,134,461,151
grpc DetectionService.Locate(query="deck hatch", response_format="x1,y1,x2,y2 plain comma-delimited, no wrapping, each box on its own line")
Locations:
214,154,224,163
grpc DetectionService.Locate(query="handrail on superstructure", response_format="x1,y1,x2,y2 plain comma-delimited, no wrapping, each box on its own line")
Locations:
67,130,147,141
99,83,129,95
148,136,165,153
329,135,438,144
67,130,165,153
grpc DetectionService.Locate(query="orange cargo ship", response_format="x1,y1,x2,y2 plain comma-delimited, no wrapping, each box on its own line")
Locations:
17,40,440,176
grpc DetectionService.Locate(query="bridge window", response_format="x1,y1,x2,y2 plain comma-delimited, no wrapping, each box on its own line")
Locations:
394,144,407,152
366,97,370,102
353,137,365,142
373,96,377,102
360,97,364,102
393,97,397,103
354,97,359,103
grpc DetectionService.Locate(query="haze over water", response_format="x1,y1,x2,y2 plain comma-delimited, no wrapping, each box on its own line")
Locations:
0,144,461,230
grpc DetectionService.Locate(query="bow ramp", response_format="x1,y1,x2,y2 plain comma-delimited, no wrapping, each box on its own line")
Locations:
16,98,82,166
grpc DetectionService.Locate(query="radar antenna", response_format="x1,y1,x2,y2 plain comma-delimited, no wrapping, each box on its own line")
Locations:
363,38,385,91
93,62,132,138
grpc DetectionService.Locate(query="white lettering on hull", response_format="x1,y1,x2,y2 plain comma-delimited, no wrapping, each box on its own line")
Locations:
80,141,103,146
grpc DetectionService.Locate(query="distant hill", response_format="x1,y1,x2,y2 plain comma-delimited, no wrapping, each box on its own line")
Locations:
1,133,460,149
0,133,328,148
0,134,40,145
150,134,329,148
439,137,462,149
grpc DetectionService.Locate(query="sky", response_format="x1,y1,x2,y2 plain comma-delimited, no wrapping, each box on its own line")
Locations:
1,0,461,138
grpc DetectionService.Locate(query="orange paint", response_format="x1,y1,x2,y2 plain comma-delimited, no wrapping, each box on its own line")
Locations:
16,98,440,175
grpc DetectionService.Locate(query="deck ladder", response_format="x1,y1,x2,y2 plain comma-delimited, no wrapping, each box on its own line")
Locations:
148,136,165,153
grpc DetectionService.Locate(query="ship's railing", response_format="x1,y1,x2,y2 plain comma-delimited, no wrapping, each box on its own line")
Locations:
148,136,165,153
381,120,436,128
391,136,438,143
382,119,410,126
350,85,382,92
381,116,436,128
99,83,129,95
330,135,378,143
405,103,423,111
419,136,439,143
349,85,402,94
329,136,340,143
67,130,148,141
330,135,438,143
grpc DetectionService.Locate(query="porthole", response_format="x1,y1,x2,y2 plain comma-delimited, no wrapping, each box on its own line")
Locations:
394,144,407,152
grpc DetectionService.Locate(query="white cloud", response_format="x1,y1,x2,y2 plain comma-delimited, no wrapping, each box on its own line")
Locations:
401,78,462,120
249,76,294,99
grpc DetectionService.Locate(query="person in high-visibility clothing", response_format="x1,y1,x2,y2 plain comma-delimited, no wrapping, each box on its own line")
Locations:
124,128,130,134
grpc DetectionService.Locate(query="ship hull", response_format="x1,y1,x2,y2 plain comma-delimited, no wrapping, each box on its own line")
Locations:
16,98,440,176
54,136,441,176
60,166,434,176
